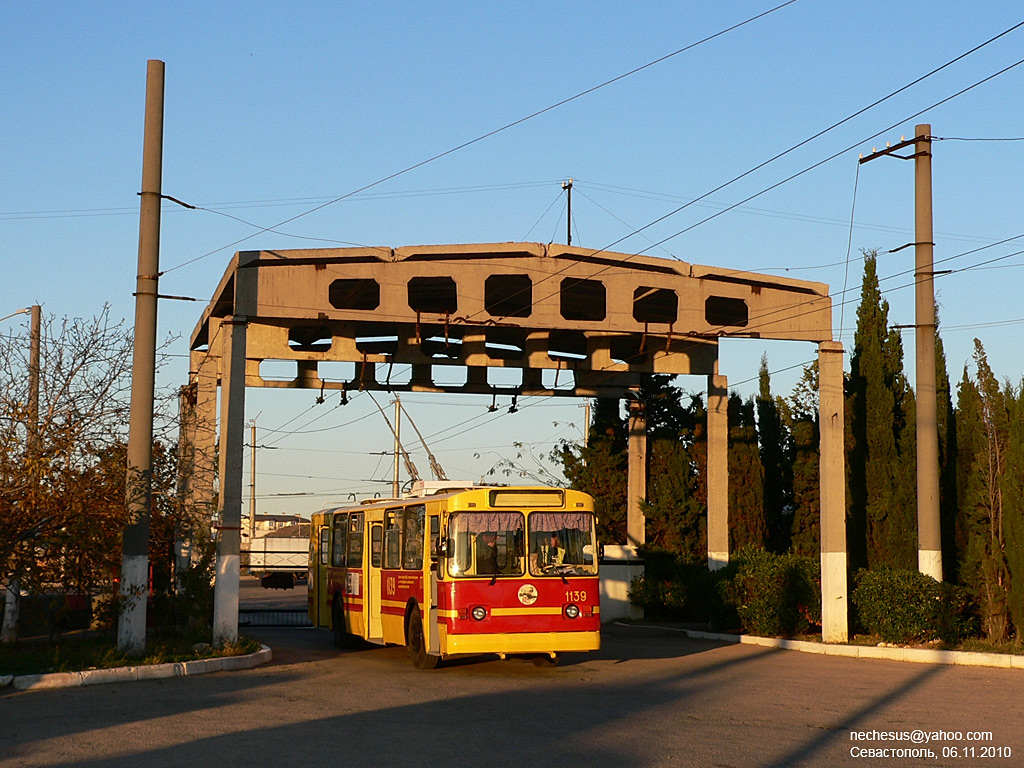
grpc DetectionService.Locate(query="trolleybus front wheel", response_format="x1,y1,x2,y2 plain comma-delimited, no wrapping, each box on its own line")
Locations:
406,605,440,670
533,653,561,667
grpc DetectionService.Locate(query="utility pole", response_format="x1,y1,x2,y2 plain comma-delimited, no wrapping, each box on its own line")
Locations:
118,59,165,654
27,306,40,456
563,178,573,246
859,123,941,581
583,400,590,446
249,421,257,546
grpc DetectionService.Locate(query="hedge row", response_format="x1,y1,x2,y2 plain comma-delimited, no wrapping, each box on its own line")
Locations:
630,548,977,643
629,546,820,637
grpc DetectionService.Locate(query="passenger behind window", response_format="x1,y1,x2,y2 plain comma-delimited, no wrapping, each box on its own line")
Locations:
476,531,499,574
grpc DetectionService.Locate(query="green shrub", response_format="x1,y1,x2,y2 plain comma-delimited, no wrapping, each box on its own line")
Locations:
628,546,821,636
628,548,737,628
719,546,821,637
851,567,976,644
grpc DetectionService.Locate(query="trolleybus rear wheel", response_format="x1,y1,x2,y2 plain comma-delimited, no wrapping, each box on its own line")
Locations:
407,605,439,670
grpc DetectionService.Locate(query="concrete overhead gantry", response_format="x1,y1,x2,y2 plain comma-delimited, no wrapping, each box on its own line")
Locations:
181,242,848,644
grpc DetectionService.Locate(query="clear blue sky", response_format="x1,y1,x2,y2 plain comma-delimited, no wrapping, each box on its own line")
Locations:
4,2,1024,516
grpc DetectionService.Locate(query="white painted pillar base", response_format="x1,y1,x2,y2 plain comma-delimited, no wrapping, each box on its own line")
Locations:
117,554,150,654
708,552,729,571
213,554,240,646
1,578,21,643
918,550,942,582
820,551,848,643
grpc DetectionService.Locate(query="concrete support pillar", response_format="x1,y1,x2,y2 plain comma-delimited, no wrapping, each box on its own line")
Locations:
707,374,729,570
190,349,219,523
174,383,195,592
626,397,647,548
176,349,218,586
212,318,247,646
914,123,942,582
818,341,848,643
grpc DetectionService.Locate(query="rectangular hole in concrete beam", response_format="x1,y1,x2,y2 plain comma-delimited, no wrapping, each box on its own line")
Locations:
318,361,356,382
259,359,299,381
542,368,576,391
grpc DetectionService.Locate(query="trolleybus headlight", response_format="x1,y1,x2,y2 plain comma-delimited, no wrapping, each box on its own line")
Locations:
471,606,488,621
564,604,580,619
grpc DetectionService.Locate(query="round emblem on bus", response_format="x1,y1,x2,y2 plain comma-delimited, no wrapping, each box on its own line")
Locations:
518,584,538,605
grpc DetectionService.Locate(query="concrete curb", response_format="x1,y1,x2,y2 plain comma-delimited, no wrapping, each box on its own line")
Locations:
616,623,1024,670
3,645,272,693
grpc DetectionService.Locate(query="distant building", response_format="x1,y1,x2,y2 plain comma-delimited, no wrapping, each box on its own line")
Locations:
242,513,307,541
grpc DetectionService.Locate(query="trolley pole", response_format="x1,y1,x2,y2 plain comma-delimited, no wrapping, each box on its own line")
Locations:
859,123,941,581
118,59,165,654
563,179,573,246
393,397,401,497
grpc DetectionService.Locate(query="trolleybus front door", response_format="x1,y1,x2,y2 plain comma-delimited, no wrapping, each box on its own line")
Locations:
368,522,383,641
315,524,330,627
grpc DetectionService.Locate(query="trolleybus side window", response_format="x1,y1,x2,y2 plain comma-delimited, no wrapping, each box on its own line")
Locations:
447,512,525,577
384,509,402,569
319,526,330,566
347,512,364,566
402,504,426,570
429,515,440,565
528,511,598,576
332,513,348,568
370,524,383,568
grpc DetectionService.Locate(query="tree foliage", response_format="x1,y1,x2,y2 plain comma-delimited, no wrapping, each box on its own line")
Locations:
847,250,916,570
728,394,766,551
554,251,1024,645
0,307,179,640
758,355,794,552
955,341,1016,640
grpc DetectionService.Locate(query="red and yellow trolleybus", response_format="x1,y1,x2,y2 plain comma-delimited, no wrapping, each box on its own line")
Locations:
308,484,600,668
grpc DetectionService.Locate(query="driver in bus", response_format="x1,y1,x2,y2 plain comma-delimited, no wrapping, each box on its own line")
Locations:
541,533,565,567
476,531,499,574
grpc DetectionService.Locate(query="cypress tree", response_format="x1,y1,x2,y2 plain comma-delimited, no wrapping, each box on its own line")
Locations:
955,367,982,580
640,376,706,558
558,397,628,543
789,416,820,557
1001,382,1024,637
728,393,766,550
848,250,916,570
957,340,1012,640
785,360,822,556
935,310,959,582
757,354,793,553
645,436,705,559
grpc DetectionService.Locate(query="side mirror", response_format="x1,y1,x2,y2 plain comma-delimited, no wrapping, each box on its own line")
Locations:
437,537,450,557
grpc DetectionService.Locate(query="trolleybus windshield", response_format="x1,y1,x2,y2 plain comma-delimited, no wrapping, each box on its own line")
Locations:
528,511,598,576
446,510,598,578
448,512,525,577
